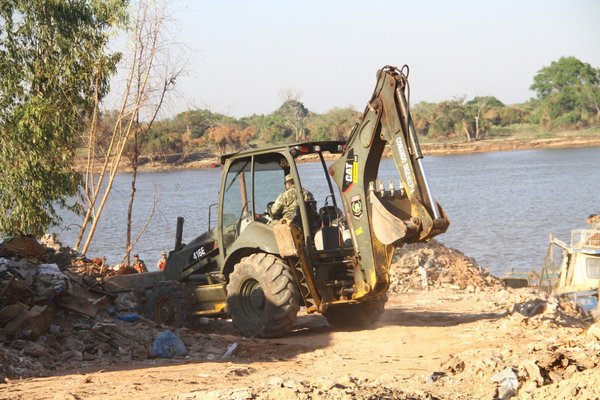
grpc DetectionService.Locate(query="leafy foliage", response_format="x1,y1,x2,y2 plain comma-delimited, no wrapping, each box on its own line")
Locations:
412,98,469,138
134,55,599,156
275,99,309,141
530,57,600,129
305,108,360,141
207,125,255,154
0,0,125,236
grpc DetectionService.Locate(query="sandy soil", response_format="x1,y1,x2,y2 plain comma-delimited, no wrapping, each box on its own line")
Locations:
2,286,598,400
420,135,600,156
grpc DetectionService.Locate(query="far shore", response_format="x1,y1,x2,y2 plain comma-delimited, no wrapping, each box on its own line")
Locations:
77,134,600,173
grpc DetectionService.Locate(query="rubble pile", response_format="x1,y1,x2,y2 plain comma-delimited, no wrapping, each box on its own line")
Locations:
434,291,600,399
178,373,439,400
389,240,502,293
0,236,234,382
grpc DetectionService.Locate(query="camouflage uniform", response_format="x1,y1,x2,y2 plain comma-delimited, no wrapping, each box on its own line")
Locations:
271,186,314,221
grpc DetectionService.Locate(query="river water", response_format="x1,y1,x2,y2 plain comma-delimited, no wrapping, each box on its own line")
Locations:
55,146,600,275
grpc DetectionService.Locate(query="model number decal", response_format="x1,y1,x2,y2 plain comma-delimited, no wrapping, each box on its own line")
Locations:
193,247,206,260
191,240,217,262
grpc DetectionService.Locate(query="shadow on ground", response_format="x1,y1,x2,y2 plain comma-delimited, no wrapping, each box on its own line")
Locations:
10,296,508,383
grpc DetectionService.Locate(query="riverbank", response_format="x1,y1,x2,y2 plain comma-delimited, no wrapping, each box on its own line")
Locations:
75,133,600,173
421,134,600,156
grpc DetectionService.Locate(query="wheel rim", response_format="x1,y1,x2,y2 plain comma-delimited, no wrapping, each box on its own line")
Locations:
155,297,177,325
240,278,265,318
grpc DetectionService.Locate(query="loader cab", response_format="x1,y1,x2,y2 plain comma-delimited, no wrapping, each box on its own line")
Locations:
217,142,349,270
553,229,600,294
539,229,600,314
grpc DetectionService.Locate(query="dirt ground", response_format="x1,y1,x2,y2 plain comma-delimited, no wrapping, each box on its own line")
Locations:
1,237,599,400
1,285,599,400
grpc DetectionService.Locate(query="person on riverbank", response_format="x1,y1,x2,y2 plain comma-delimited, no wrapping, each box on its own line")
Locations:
157,250,167,271
131,254,147,273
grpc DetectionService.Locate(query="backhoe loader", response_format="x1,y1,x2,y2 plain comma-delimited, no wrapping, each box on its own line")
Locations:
118,65,449,337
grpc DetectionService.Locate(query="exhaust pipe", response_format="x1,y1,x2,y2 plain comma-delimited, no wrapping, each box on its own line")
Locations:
175,216,185,251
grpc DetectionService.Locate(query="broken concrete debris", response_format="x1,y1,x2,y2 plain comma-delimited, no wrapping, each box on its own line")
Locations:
177,374,441,400
434,291,600,399
0,236,235,382
389,239,503,293
491,367,519,400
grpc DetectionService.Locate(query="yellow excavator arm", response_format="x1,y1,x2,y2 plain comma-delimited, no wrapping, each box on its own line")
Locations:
330,65,450,295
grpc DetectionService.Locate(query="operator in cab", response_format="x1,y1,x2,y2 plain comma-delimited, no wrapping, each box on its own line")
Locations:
271,173,314,222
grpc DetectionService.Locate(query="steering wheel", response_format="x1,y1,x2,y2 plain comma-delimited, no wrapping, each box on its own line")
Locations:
265,201,275,218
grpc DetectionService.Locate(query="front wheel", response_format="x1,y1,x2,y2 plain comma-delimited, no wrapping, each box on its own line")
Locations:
144,281,193,328
323,295,386,329
227,253,300,338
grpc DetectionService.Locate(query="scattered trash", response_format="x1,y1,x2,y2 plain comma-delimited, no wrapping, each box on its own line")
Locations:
116,313,141,322
2,234,598,400
0,236,231,380
512,298,546,317
222,342,239,359
152,330,187,358
425,371,446,384
491,367,518,400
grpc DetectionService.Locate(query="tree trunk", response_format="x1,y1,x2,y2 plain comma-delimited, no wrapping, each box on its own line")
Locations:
462,120,471,143
125,125,139,266
77,2,183,257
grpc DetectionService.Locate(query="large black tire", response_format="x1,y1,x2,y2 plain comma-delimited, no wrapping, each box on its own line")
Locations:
144,281,192,328
323,295,386,329
226,253,300,338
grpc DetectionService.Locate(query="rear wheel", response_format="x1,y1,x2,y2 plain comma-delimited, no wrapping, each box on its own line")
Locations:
323,295,386,329
144,281,192,328
227,253,300,338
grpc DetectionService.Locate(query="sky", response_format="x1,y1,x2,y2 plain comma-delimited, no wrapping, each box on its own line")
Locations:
114,0,600,119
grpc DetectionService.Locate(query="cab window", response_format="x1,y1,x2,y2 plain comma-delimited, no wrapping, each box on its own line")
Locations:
221,158,251,247
252,154,288,221
586,257,600,279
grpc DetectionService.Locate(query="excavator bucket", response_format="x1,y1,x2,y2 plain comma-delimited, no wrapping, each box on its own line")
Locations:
330,65,449,295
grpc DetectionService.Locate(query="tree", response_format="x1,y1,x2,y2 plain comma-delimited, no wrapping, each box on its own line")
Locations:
174,109,236,138
241,113,291,144
277,90,309,142
208,124,255,154
0,0,125,237
530,57,600,129
208,125,234,154
306,107,360,141
465,96,505,140
76,0,183,264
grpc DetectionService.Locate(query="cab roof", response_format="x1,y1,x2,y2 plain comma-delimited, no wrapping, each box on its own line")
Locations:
220,141,346,165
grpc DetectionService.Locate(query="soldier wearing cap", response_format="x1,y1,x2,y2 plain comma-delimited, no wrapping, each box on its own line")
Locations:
157,250,167,271
271,173,314,222
131,253,148,273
